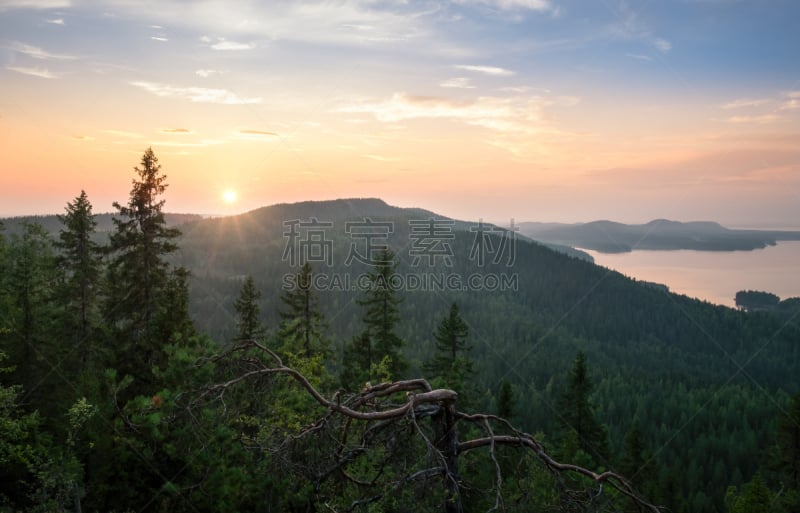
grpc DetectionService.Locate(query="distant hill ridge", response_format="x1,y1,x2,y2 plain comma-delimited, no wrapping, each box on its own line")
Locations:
1,197,592,261
517,218,800,253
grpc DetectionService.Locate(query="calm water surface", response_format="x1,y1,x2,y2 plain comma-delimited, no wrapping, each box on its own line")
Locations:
582,241,800,307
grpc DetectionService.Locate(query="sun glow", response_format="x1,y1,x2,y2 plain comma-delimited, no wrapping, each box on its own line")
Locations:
222,189,237,204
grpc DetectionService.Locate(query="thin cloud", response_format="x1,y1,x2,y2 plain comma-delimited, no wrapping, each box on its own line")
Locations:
238,129,279,136
71,135,94,141
721,98,770,109
453,0,552,11
338,92,546,133
727,114,780,124
195,69,221,77
626,53,652,61
780,91,800,110
211,40,255,51
130,81,262,105
151,36,168,42
440,77,476,89
46,17,64,25
653,37,671,52
455,64,515,76
161,128,191,133
6,66,58,78
6,41,77,60
1,0,70,8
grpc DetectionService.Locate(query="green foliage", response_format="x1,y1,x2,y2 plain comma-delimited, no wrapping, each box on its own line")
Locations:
424,303,473,399
775,393,800,491
557,352,609,468
497,380,515,420
725,473,774,513
1,222,62,416
0,352,43,508
341,249,406,387
234,275,265,341
735,290,781,311
278,262,330,359
104,148,185,388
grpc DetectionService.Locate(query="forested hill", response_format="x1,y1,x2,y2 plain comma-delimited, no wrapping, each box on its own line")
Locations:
168,197,800,512
3,196,800,512
518,218,800,253
0,212,202,236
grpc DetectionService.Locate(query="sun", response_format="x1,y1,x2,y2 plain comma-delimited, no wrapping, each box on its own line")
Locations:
222,189,237,204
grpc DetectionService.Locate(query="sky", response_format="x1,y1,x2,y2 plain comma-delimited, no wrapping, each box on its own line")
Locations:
1,0,799,226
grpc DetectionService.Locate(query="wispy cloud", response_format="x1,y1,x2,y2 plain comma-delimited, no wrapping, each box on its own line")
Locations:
653,37,671,52
71,135,94,141
195,69,222,77
780,91,800,111
6,66,58,78
130,81,263,104
727,114,780,124
151,139,223,148
6,41,77,60
46,17,64,25
0,0,70,9
151,36,168,42
626,53,652,61
608,2,672,54
210,39,255,51
721,98,770,109
161,128,191,133
235,130,278,140
455,64,515,76
339,92,545,133
453,0,552,11
440,77,476,89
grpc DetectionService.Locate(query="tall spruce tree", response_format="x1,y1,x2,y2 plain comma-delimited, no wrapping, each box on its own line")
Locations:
341,249,406,386
234,275,265,341
424,302,472,386
56,190,102,372
278,262,329,358
557,351,609,467
105,148,184,378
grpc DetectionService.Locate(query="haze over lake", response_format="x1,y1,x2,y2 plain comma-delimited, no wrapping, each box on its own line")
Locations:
583,241,800,308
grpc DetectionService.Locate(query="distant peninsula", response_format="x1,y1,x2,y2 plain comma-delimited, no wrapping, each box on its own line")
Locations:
517,219,800,253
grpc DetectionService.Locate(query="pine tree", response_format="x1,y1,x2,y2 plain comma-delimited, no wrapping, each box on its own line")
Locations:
497,380,515,419
341,249,406,386
424,303,472,385
56,190,102,371
234,275,265,341
105,148,184,378
619,418,651,493
557,352,609,467
278,262,329,358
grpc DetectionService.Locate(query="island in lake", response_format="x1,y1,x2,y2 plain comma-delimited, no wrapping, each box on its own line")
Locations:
516,219,800,253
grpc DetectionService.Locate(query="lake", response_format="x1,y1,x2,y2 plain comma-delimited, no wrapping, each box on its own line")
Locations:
582,241,800,308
